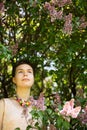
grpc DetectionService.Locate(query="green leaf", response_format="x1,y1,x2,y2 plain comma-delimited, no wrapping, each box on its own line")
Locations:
15,128,20,130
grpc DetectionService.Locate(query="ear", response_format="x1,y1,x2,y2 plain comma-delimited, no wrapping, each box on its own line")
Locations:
12,77,16,84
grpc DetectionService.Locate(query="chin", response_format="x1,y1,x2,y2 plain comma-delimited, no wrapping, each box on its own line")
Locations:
22,85,32,88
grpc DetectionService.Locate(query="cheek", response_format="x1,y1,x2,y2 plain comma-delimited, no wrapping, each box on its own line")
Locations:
32,75,34,80
29,74,34,79
31,76,34,83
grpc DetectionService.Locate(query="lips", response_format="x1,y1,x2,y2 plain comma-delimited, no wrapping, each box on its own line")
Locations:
22,78,30,81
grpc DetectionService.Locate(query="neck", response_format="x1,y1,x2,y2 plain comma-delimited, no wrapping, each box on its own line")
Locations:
16,87,31,101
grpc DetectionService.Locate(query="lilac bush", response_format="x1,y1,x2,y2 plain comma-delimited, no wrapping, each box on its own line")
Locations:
30,93,86,130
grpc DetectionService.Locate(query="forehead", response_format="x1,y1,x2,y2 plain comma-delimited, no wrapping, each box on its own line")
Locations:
16,64,33,71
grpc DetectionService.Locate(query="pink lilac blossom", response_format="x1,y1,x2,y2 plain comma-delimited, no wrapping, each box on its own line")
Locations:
79,16,87,29
64,13,72,24
63,22,72,34
50,9,63,22
78,105,87,124
79,22,87,29
63,13,72,34
79,16,86,23
51,0,59,6
44,2,52,11
44,0,72,9
51,0,72,7
0,2,4,12
60,99,81,118
56,10,63,20
0,2,4,16
44,2,63,22
49,5,58,22
44,1,73,34
30,93,46,111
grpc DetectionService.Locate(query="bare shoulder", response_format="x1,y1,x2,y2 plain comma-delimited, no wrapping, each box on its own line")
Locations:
0,99,6,129
0,99,5,109
0,98,13,105
0,99,4,105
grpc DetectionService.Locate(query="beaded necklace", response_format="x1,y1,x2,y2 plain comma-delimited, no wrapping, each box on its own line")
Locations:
15,96,31,124
15,96,31,107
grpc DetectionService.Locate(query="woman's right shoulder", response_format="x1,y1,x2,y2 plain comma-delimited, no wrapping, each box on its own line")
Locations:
0,98,5,104
0,99,5,112
0,98,14,105
0,98,8,107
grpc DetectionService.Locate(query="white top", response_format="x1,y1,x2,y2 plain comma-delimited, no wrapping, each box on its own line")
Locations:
0,98,40,130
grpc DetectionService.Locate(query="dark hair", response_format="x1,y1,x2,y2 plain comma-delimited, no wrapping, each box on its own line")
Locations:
12,59,35,77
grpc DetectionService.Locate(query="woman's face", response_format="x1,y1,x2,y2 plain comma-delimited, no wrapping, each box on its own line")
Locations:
13,64,34,88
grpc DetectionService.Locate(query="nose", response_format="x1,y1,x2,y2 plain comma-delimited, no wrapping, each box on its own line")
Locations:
24,72,28,76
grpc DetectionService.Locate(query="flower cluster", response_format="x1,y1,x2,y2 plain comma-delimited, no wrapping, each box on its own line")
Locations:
0,2,4,14
30,93,83,129
79,16,87,30
30,93,46,111
44,0,87,35
60,99,81,121
50,0,72,8
44,2,63,22
44,0,73,34
63,13,72,35
78,105,87,125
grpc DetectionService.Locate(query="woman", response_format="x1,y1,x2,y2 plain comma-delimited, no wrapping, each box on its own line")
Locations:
0,59,43,130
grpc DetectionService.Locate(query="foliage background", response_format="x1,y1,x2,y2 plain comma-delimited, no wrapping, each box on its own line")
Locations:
0,0,87,109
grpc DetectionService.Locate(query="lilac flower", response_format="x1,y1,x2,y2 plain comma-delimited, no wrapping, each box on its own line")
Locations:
63,13,72,34
78,16,87,29
30,93,46,111
79,22,87,29
44,2,63,22
56,10,63,20
78,106,87,125
51,0,72,7
44,2,52,11
0,2,4,12
60,99,81,119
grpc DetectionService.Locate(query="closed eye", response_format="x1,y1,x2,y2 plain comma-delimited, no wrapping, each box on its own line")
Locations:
27,70,32,73
18,70,23,73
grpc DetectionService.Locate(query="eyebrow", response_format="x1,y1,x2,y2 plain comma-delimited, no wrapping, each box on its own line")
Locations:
16,68,33,71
